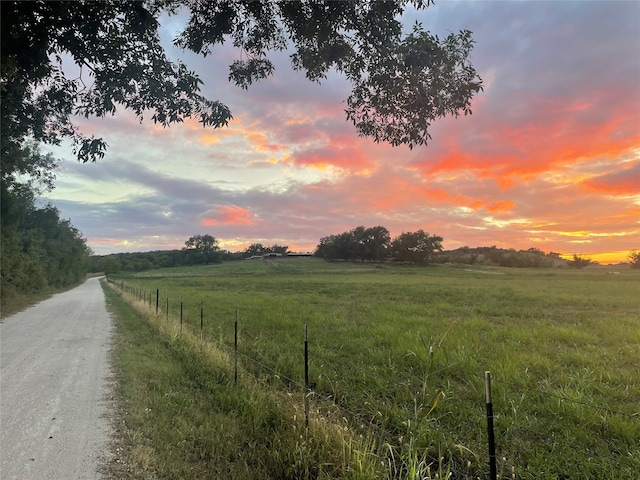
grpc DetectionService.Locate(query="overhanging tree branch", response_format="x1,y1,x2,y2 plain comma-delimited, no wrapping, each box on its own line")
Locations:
1,0,482,167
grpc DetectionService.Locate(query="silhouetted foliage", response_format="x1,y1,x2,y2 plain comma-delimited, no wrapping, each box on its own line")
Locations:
1,145,91,305
435,246,559,268
566,254,592,269
90,244,245,274
388,230,443,264
316,226,441,264
183,234,221,265
314,228,574,268
241,243,289,258
1,0,482,167
315,226,391,262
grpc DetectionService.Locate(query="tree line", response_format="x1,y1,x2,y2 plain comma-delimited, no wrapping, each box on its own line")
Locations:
312,227,577,267
92,228,635,275
1,143,92,306
315,226,443,264
90,235,292,274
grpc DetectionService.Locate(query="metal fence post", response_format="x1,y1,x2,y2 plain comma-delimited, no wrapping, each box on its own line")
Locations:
200,300,204,346
304,324,309,429
485,371,497,480
234,309,238,385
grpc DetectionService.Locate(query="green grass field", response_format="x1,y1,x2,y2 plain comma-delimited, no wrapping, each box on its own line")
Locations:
105,258,640,479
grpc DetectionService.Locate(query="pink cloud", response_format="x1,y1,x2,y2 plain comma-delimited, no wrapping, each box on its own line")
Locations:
290,144,373,171
201,205,254,226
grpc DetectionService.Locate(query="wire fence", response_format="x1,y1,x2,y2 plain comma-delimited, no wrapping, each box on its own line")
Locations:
107,278,639,479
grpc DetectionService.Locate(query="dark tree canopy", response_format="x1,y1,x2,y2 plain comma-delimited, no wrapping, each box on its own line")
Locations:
315,225,393,263
1,0,232,169
388,229,443,264
0,145,91,306
566,254,592,269
242,243,289,258
183,234,221,264
1,0,482,171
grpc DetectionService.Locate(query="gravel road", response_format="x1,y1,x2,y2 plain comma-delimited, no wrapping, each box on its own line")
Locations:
1,277,113,480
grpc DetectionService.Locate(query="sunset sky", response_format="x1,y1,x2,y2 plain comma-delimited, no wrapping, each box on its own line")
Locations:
45,0,639,263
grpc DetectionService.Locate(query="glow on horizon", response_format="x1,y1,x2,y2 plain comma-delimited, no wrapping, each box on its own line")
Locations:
43,1,639,264
87,237,635,265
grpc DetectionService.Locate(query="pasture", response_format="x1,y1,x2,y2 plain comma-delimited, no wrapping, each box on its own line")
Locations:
105,258,639,479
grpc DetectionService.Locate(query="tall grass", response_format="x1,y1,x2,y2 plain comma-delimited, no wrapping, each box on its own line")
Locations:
107,259,640,479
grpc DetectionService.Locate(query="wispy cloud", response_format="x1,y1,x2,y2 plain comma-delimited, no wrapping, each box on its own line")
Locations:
45,1,639,262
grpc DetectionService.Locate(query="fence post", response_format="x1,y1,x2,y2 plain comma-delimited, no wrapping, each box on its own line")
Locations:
485,371,497,480
304,324,309,429
180,297,183,334
200,300,204,346
155,289,159,315
234,309,239,385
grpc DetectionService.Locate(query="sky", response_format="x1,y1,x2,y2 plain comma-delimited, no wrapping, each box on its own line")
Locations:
45,0,640,263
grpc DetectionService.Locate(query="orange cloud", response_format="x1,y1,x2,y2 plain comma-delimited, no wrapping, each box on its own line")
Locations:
580,161,640,195
291,145,373,171
485,199,516,213
201,205,254,226
409,89,639,192
199,133,220,146
245,131,288,153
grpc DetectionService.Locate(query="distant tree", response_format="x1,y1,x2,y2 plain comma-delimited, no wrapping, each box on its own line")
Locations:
628,250,640,269
333,232,356,261
315,225,393,262
269,244,289,255
244,243,267,258
183,234,220,265
219,249,244,262
348,226,368,261
314,231,354,261
314,235,338,260
566,254,592,269
100,257,122,275
361,226,391,262
389,230,443,264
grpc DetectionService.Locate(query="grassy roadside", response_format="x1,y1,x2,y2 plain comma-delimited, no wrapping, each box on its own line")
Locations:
101,279,383,479
1,289,60,319
0,275,102,319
